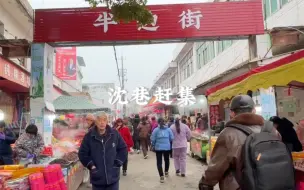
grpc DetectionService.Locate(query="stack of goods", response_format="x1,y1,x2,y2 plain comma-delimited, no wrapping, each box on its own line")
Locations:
294,159,304,172
293,152,304,161
0,164,68,190
43,164,67,190
0,165,43,190
4,176,29,190
29,172,45,190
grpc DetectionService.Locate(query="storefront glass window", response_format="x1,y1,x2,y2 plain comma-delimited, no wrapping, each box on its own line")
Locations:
217,41,223,54
281,0,288,6
270,0,279,13
263,0,271,19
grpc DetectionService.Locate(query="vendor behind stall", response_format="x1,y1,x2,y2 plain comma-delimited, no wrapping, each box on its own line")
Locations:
14,124,45,164
0,121,16,165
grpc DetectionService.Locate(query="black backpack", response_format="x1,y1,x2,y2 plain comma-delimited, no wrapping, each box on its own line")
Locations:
228,122,295,190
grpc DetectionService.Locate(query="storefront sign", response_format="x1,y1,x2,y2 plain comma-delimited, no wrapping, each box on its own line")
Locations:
34,1,264,45
55,47,77,80
108,86,196,107
209,105,220,127
0,57,30,88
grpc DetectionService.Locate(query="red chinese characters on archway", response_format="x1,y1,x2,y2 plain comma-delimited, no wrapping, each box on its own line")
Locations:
34,1,264,45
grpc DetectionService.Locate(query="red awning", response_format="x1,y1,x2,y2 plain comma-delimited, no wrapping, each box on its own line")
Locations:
206,50,304,97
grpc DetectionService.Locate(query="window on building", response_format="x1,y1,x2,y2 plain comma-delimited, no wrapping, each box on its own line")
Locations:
224,40,232,49
270,0,279,13
190,61,193,75
202,48,208,65
171,75,176,88
208,42,215,60
281,0,288,5
197,53,201,69
187,64,190,78
179,49,193,81
217,41,224,54
0,21,4,39
263,0,290,19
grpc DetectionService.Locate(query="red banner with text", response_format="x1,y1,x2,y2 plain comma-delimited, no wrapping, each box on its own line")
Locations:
55,47,77,80
34,1,264,46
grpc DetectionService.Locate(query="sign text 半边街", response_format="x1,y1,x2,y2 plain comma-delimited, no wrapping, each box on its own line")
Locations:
34,1,264,46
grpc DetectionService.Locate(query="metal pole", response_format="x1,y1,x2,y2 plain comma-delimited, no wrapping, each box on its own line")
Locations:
19,108,24,136
121,56,126,117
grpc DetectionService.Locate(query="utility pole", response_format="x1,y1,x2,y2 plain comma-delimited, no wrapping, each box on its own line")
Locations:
120,56,127,117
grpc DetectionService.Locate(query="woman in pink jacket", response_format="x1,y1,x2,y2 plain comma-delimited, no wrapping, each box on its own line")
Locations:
170,118,191,177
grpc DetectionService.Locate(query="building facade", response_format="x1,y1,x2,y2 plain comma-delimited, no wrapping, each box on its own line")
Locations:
82,83,115,110
150,0,304,119
0,0,33,125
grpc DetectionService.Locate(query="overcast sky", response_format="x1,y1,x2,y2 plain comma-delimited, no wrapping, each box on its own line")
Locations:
30,0,204,93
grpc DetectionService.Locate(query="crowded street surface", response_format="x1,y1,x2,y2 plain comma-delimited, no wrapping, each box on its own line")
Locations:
78,152,212,190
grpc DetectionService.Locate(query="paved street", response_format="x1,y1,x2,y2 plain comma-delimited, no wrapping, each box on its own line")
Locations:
78,151,209,190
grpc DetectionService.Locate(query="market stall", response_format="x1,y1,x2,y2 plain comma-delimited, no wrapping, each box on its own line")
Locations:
52,96,110,189
190,128,209,159
0,164,67,190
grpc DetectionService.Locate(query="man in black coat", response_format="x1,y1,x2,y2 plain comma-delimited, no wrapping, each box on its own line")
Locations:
79,113,127,190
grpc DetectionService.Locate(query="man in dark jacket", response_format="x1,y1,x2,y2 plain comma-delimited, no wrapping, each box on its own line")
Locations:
79,112,127,190
132,114,141,154
0,121,16,165
199,95,280,190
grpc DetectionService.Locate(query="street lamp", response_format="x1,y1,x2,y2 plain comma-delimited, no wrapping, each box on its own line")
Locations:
0,110,4,121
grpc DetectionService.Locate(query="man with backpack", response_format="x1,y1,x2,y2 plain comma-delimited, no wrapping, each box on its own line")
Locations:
199,95,295,190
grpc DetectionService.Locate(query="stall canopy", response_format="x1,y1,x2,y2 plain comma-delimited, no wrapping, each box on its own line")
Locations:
206,49,304,102
53,95,109,112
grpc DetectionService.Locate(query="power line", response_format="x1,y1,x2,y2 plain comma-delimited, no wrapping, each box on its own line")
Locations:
113,46,122,87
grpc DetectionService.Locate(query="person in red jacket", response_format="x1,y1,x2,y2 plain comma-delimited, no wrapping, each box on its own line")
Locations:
114,118,134,176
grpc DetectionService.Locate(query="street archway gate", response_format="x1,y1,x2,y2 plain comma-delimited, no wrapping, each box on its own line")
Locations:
34,0,264,46
31,0,264,144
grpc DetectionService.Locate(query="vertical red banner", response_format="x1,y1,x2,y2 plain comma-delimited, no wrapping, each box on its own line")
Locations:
55,47,77,80
209,105,220,127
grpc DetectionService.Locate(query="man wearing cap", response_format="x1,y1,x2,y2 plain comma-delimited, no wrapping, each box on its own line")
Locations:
198,95,280,190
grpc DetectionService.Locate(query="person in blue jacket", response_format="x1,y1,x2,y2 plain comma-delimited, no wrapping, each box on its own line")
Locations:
151,117,174,183
78,112,128,190
0,121,16,165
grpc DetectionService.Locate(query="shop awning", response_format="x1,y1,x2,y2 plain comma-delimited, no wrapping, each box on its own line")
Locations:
206,49,304,102
54,95,105,111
